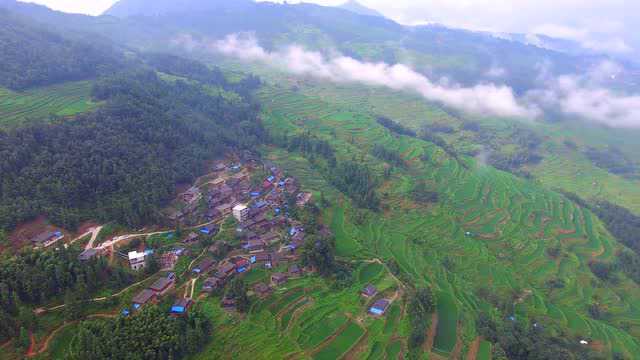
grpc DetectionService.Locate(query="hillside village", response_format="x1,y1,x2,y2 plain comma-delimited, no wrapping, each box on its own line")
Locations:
28,154,395,324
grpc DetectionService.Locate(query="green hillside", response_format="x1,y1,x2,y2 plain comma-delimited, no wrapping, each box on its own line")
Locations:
240,78,640,358
0,81,96,128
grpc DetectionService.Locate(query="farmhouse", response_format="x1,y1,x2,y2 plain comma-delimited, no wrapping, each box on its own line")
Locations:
271,273,288,286
216,203,234,217
288,264,303,278
243,239,266,253
200,225,219,236
149,274,175,296
31,231,64,248
253,282,271,297
203,277,224,292
132,289,157,310
233,258,250,273
171,298,193,316
369,299,390,316
160,252,178,270
217,262,236,278
361,284,377,298
193,257,216,274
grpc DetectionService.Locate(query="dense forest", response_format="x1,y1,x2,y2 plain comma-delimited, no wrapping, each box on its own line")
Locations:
0,9,124,90
67,306,211,359
144,53,262,100
0,70,266,231
0,246,133,344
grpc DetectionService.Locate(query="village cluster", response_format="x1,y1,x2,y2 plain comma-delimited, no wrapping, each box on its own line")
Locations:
120,158,320,315
28,155,393,319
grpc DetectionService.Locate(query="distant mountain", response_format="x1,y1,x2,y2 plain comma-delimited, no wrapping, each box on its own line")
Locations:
338,0,383,17
104,0,253,17
0,8,123,90
2,0,615,92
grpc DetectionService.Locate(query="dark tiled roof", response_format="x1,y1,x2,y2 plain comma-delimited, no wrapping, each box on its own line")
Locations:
132,289,156,304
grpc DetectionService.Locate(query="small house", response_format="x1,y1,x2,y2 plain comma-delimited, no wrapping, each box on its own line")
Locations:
149,275,175,296
218,262,236,277
31,231,64,248
369,299,391,316
132,289,157,310
171,298,193,316
192,257,216,274
271,273,288,286
361,284,377,298
160,252,179,270
243,239,266,253
289,264,303,278
253,282,272,297
203,277,224,293
200,225,219,236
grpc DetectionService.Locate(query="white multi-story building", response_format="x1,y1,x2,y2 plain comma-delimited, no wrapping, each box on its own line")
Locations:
128,251,147,271
233,204,250,223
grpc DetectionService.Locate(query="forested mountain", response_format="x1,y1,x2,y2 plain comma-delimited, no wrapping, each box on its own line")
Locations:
0,0,609,93
0,9,123,90
0,69,264,231
337,1,383,17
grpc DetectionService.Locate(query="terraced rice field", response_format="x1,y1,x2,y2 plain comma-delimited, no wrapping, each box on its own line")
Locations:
252,80,640,358
0,81,96,128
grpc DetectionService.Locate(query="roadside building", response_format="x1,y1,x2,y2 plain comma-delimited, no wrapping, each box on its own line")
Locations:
160,252,179,270
31,231,64,248
128,251,147,271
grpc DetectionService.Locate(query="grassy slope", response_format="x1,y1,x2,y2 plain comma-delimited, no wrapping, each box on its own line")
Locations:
245,81,640,358
0,81,96,129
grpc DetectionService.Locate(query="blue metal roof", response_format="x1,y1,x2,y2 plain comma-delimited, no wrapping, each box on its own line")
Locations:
171,306,185,313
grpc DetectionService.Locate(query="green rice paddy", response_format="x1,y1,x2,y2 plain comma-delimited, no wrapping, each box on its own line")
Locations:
0,81,96,128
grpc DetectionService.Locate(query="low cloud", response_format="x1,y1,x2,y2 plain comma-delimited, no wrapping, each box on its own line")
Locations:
526,61,640,128
207,34,536,118
174,33,640,128
531,23,633,54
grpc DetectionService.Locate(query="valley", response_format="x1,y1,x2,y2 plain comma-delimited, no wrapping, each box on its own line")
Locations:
1,0,640,359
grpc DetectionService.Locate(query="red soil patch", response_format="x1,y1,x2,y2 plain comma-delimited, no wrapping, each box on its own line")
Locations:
466,337,481,360
557,229,576,235
423,312,439,353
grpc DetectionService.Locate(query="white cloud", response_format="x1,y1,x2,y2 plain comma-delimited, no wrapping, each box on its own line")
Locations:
526,62,640,127
531,23,632,54
208,34,536,118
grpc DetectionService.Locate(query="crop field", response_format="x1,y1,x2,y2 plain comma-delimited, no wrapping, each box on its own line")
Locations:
0,81,96,128
248,78,640,358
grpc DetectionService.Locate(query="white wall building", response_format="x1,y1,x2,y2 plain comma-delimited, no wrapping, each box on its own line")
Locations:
233,204,250,223
128,251,147,271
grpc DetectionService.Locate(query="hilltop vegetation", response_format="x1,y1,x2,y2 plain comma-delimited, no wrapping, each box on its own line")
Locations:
0,9,123,90
0,69,265,231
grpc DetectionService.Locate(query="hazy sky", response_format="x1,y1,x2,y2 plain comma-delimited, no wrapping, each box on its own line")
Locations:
19,0,639,55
